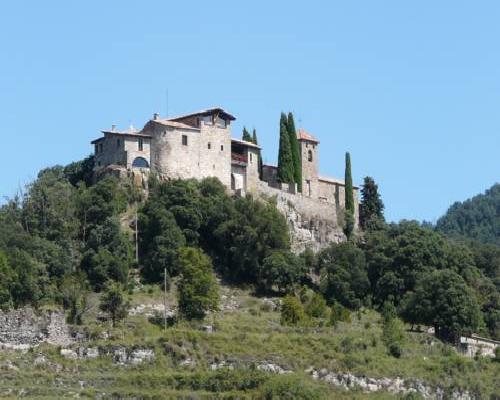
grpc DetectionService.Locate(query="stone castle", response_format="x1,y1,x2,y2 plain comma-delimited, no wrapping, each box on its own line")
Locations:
91,107,358,252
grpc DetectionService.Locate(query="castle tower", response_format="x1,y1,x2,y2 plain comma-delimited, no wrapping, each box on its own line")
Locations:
297,129,319,198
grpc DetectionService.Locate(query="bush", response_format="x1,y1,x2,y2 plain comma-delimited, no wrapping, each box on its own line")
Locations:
260,374,328,400
177,247,220,321
388,342,402,358
305,293,328,318
280,296,306,326
329,303,351,326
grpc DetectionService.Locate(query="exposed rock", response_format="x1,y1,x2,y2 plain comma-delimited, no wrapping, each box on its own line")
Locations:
0,359,19,371
307,368,474,399
0,307,72,349
257,363,292,374
128,303,175,318
220,294,240,311
60,345,155,365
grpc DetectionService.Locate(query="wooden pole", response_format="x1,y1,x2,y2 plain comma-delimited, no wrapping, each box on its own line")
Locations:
164,267,167,331
135,209,139,263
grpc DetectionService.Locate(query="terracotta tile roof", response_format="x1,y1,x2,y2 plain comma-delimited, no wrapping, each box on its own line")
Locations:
319,176,359,189
153,119,200,130
168,107,236,121
231,138,261,149
296,128,319,143
91,130,152,144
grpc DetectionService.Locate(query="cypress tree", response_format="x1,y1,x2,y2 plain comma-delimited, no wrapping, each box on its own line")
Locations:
277,113,294,183
287,112,302,192
344,152,355,238
242,126,252,142
252,128,258,145
252,129,263,179
359,176,385,230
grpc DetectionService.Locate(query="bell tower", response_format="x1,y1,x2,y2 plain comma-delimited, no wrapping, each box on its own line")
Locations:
297,129,319,198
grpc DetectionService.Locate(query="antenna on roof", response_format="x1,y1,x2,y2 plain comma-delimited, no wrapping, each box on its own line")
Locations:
166,89,169,118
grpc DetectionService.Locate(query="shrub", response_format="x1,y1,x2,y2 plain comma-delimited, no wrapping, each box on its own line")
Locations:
389,342,402,358
305,292,328,318
280,296,306,326
260,374,328,400
329,303,351,326
177,247,220,321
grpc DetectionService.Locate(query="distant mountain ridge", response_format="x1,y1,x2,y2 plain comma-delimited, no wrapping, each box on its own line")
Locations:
436,183,500,246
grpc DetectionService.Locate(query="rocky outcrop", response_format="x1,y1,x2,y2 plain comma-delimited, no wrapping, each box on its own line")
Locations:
0,307,72,349
307,368,475,400
257,183,345,253
60,345,155,365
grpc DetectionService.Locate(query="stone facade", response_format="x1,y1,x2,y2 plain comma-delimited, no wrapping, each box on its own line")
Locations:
91,107,359,252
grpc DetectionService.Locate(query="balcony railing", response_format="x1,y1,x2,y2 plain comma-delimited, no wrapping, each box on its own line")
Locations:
231,152,247,164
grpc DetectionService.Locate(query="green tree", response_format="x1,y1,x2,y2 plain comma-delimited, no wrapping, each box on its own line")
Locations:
408,269,482,343
344,152,355,238
0,251,13,309
139,205,186,283
277,113,294,183
304,292,328,318
261,250,306,293
252,128,263,179
280,295,306,326
318,242,369,309
287,112,302,192
382,314,405,358
242,126,252,142
99,281,129,327
359,176,385,230
176,247,220,320
251,128,258,145
214,196,290,285
60,272,90,325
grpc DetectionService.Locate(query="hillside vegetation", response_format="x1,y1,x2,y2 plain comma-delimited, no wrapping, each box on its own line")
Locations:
436,183,500,246
0,157,499,398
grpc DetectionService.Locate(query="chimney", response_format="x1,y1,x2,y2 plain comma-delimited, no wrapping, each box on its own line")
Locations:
111,124,116,132
153,113,159,120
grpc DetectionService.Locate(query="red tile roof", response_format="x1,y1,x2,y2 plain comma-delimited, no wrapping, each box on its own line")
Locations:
296,128,319,143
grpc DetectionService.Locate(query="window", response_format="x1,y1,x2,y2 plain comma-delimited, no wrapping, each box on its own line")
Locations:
132,157,149,168
208,142,211,149
250,153,253,163
138,138,144,151
220,145,224,151
116,139,120,148
182,135,188,146
95,144,98,154
99,143,103,153
308,150,313,162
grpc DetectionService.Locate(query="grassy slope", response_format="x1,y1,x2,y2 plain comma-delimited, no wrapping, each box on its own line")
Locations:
0,285,498,399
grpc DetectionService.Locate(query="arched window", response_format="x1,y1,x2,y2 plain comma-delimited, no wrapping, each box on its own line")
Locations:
308,150,313,162
132,156,149,168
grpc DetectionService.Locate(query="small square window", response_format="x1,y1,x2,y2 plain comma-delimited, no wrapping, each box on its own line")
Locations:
138,138,144,151
182,135,188,146
208,142,211,149
220,145,224,151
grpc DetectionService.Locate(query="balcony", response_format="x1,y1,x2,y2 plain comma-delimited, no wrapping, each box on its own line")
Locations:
231,152,247,165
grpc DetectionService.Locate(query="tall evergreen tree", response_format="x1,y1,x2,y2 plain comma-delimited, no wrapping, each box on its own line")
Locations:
277,113,294,183
242,126,252,142
251,128,258,145
252,128,263,179
287,112,302,192
359,176,385,230
344,152,355,239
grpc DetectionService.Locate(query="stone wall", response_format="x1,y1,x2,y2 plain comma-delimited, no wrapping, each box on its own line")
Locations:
0,308,72,348
257,181,345,253
149,121,232,188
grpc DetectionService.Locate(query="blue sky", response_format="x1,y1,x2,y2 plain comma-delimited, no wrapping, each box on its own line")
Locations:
0,1,498,222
